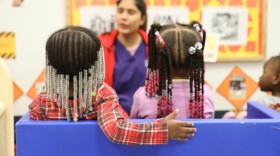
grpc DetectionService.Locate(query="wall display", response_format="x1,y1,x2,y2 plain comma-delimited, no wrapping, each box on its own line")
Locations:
202,7,248,46
147,6,189,30
204,33,219,62
0,32,16,59
217,66,258,110
80,6,116,35
67,0,266,62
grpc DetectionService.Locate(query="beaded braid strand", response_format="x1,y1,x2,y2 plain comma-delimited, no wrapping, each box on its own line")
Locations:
154,29,173,118
45,27,105,122
146,23,207,119
188,23,206,119
145,27,159,97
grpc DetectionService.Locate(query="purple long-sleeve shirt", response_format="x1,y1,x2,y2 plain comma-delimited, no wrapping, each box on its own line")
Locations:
130,81,215,119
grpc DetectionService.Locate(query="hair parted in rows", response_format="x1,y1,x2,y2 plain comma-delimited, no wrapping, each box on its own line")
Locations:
45,26,105,122
145,22,206,118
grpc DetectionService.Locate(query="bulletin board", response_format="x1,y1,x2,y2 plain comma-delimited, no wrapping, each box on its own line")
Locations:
66,0,267,62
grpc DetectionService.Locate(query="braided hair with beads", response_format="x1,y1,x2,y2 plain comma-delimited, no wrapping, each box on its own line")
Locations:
145,22,206,118
45,26,105,122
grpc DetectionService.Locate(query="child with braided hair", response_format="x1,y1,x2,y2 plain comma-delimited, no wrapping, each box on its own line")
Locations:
130,22,215,119
29,26,197,144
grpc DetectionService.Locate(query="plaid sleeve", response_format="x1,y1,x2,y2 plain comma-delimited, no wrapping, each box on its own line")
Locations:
29,93,48,120
96,84,168,145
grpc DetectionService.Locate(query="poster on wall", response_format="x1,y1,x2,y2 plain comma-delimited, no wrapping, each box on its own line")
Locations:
66,0,267,62
80,6,116,35
217,66,258,110
204,33,219,62
147,7,189,31
202,7,248,45
229,75,246,100
0,32,16,59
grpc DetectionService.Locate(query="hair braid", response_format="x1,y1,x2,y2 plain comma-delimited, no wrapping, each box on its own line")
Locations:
200,56,205,118
148,27,156,69
189,55,194,118
166,47,173,114
157,53,165,96
45,26,104,121
146,22,206,118
46,26,101,77
146,24,161,97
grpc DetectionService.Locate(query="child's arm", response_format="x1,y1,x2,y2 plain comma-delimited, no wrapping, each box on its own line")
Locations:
165,109,196,141
96,84,196,145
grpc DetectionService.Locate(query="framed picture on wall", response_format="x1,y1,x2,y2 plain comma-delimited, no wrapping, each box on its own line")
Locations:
202,7,248,46
199,0,267,62
229,75,246,100
79,6,116,35
66,0,267,62
147,6,189,31
217,66,258,110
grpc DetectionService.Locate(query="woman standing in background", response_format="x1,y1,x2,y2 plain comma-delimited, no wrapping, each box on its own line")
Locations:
99,0,148,115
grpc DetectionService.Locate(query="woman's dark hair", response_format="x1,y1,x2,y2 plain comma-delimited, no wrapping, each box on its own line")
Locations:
146,22,206,118
116,0,147,31
46,26,100,80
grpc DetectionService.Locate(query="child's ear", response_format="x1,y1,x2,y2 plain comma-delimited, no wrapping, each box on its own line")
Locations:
272,73,280,85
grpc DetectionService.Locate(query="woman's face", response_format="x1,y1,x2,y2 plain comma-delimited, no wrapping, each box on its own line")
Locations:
116,0,145,35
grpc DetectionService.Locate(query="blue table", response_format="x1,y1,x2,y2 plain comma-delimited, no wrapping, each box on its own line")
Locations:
16,101,280,156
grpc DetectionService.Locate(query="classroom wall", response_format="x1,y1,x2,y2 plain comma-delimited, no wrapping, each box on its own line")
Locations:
0,0,279,116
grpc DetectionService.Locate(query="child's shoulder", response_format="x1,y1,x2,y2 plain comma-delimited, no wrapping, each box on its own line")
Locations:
135,86,145,95
203,84,212,90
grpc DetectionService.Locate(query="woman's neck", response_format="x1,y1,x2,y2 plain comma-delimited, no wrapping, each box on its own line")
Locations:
117,31,142,48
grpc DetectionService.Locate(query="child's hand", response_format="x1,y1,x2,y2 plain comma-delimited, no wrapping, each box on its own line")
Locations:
269,103,280,112
165,109,196,141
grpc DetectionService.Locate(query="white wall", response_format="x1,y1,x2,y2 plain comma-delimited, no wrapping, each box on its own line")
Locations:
207,0,280,111
0,0,66,116
0,0,279,116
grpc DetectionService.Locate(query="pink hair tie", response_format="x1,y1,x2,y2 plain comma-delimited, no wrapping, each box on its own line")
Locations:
155,31,166,47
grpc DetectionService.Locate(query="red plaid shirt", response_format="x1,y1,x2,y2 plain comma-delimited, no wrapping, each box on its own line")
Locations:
29,83,168,145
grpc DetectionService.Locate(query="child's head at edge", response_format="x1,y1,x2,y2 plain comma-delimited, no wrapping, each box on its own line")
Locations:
259,54,280,96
